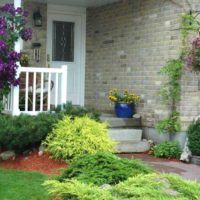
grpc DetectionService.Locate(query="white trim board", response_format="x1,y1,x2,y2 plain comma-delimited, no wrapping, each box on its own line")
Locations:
48,4,86,15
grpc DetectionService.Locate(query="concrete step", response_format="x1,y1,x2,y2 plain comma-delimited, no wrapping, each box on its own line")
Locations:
101,115,141,128
109,129,142,142
116,141,150,153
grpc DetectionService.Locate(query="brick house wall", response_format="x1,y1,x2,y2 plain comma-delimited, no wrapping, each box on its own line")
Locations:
23,1,47,68
85,0,200,130
21,0,200,131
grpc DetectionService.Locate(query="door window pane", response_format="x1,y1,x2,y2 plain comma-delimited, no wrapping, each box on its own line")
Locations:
52,21,74,62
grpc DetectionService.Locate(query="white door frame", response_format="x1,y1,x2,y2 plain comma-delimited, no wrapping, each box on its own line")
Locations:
47,4,86,106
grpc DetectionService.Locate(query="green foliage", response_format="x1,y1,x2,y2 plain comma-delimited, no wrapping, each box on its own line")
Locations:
0,103,100,153
43,116,115,160
181,13,200,57
181,13,200,41
166,174,200,199
108,89,140,104
159,59,183,104
187,119,200,156
54,102,100,121
57,153,152,186
151,141,181,159
44,173,200,200
44,179,114,200
0,169,49,200
156,111,181,134
0,113,58,153
157,12,200,134
157,59,183,135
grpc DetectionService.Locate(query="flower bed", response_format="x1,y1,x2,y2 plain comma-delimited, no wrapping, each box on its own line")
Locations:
0,151,67,175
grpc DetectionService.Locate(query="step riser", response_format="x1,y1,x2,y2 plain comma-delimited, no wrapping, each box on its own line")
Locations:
109,129,142,142
101,117,141,128
116,141,150,153
101,114,148,153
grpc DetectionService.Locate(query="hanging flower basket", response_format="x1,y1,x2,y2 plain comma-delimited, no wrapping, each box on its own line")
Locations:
187,37,200,71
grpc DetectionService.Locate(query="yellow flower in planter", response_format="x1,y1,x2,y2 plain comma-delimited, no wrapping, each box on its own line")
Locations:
108,89,140,104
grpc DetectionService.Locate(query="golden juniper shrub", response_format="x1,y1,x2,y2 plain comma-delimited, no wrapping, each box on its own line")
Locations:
43,116,116,160
44,174,200,200
44,179,114,200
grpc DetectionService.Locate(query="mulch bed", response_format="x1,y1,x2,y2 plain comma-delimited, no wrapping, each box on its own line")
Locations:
0,151,67,175
0,151,181,176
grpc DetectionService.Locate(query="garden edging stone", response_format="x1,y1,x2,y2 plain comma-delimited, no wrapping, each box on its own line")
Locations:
0,151,15,161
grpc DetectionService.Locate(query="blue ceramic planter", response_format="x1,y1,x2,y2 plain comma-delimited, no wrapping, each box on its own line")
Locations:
115,102,135,118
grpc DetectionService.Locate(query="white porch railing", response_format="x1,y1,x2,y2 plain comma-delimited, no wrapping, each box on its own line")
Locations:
3,65,67,116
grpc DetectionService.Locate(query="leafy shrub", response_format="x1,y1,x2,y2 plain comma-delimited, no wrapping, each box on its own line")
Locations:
43,116,115,160
112,173,200,200
44,179,114,200
57,153,152,186
44,173,200,200
0,113,58,153
55,102,100,121
152,141,181,159
0,103,100,153
156,111,181,134
188,119,200,155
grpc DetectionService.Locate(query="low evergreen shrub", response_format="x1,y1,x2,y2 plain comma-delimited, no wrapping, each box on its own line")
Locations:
0,103,100,153
57,152,152,185
44,179,114,200
188,119,200,156
0,113,58,153
44,173,200,200
43,116,115,160
151,141,181,159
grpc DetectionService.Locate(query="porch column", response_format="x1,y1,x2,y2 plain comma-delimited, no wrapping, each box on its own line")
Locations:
11,0,22,116
14,0,22,53
14,0,21,8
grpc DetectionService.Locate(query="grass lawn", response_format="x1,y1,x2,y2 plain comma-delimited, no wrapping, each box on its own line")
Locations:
0,168,49,200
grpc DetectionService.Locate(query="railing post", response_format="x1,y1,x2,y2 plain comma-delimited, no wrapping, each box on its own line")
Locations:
11,67,21,116
61,65,67,106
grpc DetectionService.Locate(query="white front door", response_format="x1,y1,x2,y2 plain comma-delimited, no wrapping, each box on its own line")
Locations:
47,9,85,106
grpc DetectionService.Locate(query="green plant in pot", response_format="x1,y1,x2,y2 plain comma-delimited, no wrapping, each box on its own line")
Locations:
108,89,140,118
20,53,30,67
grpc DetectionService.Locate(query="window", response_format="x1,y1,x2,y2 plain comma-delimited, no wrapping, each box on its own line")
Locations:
52,21,74,62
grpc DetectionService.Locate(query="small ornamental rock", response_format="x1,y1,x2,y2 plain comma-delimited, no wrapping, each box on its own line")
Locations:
180,138,191,163
100,184,112,190
0,151,15,161
22,149,32,156
38,151,43,157
38,145,45,156
39,145,45,152
133,114,141,119
148,140,154,145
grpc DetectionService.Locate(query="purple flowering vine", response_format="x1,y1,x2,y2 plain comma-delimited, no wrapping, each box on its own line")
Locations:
187,37,200,71
21,28,33,41
0,3,32,109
